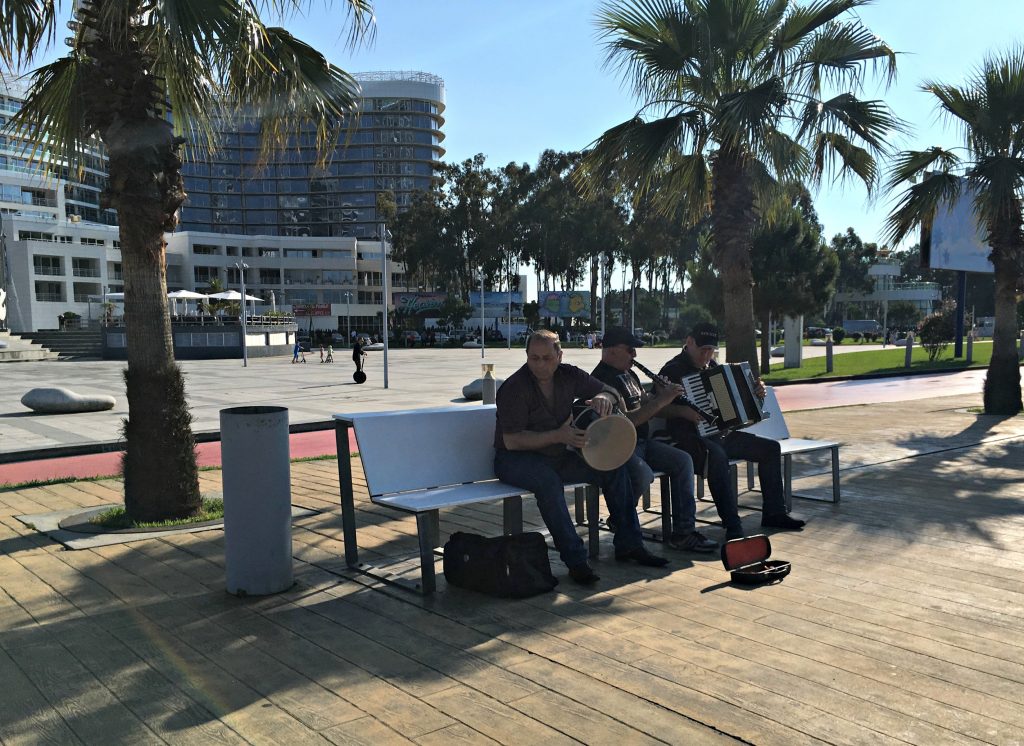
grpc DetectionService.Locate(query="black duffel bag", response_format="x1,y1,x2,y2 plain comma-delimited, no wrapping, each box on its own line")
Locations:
443,531,558,598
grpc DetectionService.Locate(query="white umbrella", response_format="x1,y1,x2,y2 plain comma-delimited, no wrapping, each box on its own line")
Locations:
270,290,276,314
208,290,262,302
104,292,125,301
168,290,206,300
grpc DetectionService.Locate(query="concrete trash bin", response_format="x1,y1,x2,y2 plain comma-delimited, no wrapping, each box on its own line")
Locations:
220,405,293,595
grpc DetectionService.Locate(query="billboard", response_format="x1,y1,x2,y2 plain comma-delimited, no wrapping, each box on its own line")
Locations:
293,304,332,317
393,292,447,316
539,290,591,318
469,290,524,317
921,178,994,273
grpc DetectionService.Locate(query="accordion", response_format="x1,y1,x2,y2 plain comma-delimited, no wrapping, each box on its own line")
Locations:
680,362,768,437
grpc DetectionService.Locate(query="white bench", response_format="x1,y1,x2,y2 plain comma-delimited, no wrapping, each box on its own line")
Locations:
334,405,600,594
646,386,840,517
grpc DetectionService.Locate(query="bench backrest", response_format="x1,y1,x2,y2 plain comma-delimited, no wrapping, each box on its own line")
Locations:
336,405,498,496
744,387,790,439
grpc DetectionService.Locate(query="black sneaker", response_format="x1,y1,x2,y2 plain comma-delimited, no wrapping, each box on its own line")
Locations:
615,546,669,567
668,531,718,553
568,564,600,585
761,514,806,530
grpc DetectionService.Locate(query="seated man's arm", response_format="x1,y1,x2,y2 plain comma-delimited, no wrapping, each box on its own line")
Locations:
627,380,685,427
503,418,584,451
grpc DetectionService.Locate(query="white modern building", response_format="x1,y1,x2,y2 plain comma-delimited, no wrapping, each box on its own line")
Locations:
1,71,444,336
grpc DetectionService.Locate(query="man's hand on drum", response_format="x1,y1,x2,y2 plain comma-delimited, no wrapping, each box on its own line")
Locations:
586,392,616,417
558,415,588,448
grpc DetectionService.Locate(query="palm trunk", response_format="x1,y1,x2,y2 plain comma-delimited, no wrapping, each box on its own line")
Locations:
106,120,200,521
711,152,759,377
984,251,1023,414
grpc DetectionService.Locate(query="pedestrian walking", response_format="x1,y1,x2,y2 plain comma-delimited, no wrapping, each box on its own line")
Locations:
319,344,325,363
325,345,334,363
292,339,306,363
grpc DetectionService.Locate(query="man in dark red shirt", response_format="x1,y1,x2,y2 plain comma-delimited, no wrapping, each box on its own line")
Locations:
495,330,668,585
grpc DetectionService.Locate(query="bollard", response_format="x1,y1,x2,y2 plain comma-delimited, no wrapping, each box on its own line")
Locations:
481,363,496,405
1020,332,1024,360
904,332,914,368
220,405,293,596
966,331,973,364
825,334,834,373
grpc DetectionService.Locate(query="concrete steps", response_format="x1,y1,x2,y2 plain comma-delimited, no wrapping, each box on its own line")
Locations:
0,331,61,362
15,329,103,360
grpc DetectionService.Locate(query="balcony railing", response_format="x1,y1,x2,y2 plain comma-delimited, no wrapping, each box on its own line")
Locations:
35,293,64,302
33,266,63,276
72,268,100,277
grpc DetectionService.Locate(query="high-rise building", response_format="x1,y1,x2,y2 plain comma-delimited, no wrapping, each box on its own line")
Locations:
1,71,445,335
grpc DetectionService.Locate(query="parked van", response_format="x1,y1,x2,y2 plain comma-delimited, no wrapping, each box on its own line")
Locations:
843,319,882,335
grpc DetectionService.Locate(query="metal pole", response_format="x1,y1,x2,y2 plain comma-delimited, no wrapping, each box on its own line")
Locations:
630,274,636,335
345,292,351,347
600,253,606,339
380,224,389,389
480,268,485,359
954,270,966,358
507,256,512,350
236,261,248,368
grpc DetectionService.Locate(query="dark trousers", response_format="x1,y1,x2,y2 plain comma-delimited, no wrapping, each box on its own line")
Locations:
495,449,644,569
674,430,787,534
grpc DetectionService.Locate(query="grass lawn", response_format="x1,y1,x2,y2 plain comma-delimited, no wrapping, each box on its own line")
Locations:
762,341,995,383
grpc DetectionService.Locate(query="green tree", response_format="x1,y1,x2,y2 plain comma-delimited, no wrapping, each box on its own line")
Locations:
2,0,374,521
582,0,901,377
752,187,839,371
885,49,1024,414
887,300,922,329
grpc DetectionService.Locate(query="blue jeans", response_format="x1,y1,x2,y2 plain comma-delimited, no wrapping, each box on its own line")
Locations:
495,449,644,568
629,439,696,535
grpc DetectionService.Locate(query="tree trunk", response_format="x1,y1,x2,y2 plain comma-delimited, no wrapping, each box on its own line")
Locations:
711,152,759,378
984,251,1023,414
760,309,772,374
107,117,201,521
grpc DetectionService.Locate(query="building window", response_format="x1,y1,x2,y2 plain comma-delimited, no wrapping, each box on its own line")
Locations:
33,255,63,276
357,291,382,304
72,258,100,277
79,237,105,246
193,244,220,255
259,269,281,284
34,280,65,302
194,266,219,285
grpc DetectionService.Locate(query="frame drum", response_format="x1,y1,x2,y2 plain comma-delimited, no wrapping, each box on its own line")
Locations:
570,404,636,471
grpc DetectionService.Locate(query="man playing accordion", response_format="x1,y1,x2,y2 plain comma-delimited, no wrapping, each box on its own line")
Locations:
659,322,806,538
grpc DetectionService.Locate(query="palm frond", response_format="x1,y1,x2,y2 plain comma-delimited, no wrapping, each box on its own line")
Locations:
755,130,811,182
717,76,787,148
884,147,961,192
0,0,58,68
4,57,91,176
648,151,711,221
794,18,897,93
796,92,904,151
772,0,867,53
810,131,878,191
255,0,376,48
968,154,1024,231
883,171,962,246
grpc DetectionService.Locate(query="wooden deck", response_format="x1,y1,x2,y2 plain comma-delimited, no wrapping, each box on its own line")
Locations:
2,393,1024,744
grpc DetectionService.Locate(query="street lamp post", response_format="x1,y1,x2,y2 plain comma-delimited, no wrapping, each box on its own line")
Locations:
380,224,390,389
344,291,352,347
599,252,606,339
235,261,249,368
479,267,485,359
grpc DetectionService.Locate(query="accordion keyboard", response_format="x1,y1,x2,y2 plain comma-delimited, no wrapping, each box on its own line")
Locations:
680,372,721,438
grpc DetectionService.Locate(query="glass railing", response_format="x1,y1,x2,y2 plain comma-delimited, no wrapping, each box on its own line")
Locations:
33,267,63,276
72,268,100,277
35,293,64,302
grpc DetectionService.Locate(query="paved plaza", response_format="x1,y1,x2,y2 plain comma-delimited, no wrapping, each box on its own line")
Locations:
2,356,1024,743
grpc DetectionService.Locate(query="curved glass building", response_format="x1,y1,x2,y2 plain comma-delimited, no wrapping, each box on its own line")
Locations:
178,71,445,239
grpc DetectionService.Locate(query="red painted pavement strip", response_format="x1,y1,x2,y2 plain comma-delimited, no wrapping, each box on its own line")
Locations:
0,428,354,486
0,369,996,485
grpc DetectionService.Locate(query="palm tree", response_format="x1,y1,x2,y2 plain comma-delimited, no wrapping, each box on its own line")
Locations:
1,0,374,521
885,50,1024,415
582,0,902,376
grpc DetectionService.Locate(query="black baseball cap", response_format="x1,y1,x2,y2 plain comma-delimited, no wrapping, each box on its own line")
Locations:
602,326,645,348
689,322,719,348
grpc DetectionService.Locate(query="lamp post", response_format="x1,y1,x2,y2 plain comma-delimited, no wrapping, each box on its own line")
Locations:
599,252,606,339
380,224,390,389
344,291,352,347
235,261,249,367
479,267,485,359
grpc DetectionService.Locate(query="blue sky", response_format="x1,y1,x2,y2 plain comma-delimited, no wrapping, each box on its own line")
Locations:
289,0,1024,250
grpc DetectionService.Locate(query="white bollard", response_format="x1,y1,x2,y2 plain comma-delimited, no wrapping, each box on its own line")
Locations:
220,405,293,596
904,332,914,368
482,363,496,405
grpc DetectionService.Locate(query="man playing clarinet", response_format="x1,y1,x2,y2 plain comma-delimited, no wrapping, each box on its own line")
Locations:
659,322,806,539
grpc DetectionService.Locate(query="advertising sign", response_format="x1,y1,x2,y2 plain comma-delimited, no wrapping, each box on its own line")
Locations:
921,177,994,273
469,290,524,317
539,290,590,318
292,304,332,317
393,292,447,315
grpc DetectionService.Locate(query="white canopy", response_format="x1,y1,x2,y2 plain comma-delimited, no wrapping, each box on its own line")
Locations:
167,289,207,299
207,290,263,302
104,292,125,301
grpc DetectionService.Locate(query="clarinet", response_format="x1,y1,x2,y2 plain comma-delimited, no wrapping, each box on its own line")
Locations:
631,359,719,428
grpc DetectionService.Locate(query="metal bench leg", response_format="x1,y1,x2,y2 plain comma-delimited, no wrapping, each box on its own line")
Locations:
503,495,523,535
832,446,841,504
575,486,586,525
587,485,600,559
416,510,440,595
696,473,706,500
660,474,671,540
784,454,793,513
747,461,755,492
642,484,652,511
335,422,359,568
